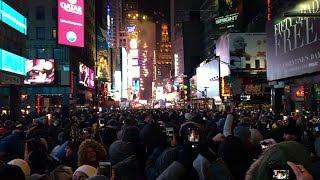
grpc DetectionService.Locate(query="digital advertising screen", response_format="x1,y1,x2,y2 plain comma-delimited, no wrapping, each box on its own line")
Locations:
0,48,26,76
132,80,140,93
196,60,220,98
24,59,55,84
58,0,84,47
0,0,27,35
266,0,320,81
229,33,266,73
79,63,95,89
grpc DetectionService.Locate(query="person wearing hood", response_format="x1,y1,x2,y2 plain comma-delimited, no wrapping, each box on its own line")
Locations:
78,139,107,169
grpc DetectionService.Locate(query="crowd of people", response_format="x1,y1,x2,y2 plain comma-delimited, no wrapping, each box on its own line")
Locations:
0,107,319,180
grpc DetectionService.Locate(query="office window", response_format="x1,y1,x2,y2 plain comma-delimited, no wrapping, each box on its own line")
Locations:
246,64,251,69
36,6,45,20
52,28,57,39
53,48,61,59
255,60,260,68
52,7,57,20
37,48,46,59
36,27,45,39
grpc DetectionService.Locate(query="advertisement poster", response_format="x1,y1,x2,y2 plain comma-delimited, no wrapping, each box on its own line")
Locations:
0,48,27,76
0,0,27,35
266,0,320,81
58,0,84,47
24,59,55,84
196,60,220,98
97,57,110,80
79,63,95,89
229,33,266,74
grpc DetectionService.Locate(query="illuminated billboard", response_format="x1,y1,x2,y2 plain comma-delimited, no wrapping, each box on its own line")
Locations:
24,59,55,84
121,48,128,99
58,0,84,47
196,60,220,98
229,33,266,72
266,0,320,81
79,63,95,88
0,48,26,76
97,56,110,80
216,33,266,75
0,1,27,35
132,80,140,92
131,66,140,78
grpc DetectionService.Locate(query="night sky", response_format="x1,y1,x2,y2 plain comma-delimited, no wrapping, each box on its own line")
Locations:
138,0,170,21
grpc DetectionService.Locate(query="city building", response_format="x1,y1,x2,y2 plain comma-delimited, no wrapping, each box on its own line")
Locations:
24,0,96,113
156,23,172,85
25,0,70,113
69,0,96,105
0,0,27,120
170,0,204,103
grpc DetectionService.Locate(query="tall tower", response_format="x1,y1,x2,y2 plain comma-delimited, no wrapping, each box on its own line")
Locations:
157,24,172,85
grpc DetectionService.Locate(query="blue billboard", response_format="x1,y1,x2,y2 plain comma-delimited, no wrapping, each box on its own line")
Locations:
0,0,27,35
0,49,27,76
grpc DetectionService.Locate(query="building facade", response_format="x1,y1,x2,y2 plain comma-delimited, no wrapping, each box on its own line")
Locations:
0,0,27,120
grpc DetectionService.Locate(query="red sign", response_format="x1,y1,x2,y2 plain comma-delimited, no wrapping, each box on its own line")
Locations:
58,0,84,47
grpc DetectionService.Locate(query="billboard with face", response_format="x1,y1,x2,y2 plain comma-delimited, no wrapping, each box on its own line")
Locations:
79,63,95,89
58,0,84,47
24,59,55,84
229,33,266,74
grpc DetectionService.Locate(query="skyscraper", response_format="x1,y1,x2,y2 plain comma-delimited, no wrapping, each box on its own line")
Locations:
156,23,172,85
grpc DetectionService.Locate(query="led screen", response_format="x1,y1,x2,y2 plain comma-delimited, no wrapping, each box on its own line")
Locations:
196,60,220,98
132,80,140,92
24,59,55,84
131,66,140,78
0,48,26,76
79,63,95,89
0,1,27,35
58,0,84,47
266,0,320,81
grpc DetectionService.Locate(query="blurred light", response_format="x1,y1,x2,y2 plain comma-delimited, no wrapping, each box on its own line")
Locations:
130,39,138,49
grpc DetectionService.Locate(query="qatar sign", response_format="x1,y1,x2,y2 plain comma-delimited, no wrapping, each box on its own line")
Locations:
58,0,84,47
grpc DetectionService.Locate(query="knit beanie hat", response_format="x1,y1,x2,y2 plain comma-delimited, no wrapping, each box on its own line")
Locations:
8,159,31,177
74,165,97,178
245,141,311,180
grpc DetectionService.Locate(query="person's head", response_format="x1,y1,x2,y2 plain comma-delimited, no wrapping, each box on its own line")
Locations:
233,36,246,51
73,165,97,180
233,126,251,144
7,159,30,177
0,164,25,180
78,139,106,167
283,125,301,142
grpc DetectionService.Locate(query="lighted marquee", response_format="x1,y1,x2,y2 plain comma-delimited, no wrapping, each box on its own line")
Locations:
0,0,27,35
58,0,84,47
0,48,27,76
